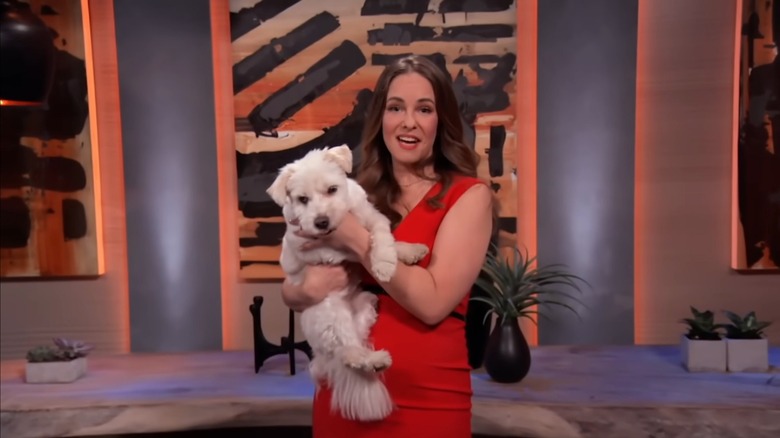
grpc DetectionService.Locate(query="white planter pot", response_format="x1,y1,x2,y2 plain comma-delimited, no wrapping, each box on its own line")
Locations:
725,338,769,372
680,335,726,372
25,357,87,383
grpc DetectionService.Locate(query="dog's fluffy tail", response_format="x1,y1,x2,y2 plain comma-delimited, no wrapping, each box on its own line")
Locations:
328,364,394,422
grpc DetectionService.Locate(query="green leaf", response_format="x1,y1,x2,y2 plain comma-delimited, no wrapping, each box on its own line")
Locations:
723,310,743,326
474,242,589,327
745,313,757,329
537,298,583,321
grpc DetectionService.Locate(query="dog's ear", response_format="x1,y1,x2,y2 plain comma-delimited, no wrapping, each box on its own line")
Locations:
266,164,295,206
325,144,353,173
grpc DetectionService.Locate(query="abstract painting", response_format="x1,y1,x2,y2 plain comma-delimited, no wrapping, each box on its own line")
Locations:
230,0,518,279
734,0,779,271
0,0,102,277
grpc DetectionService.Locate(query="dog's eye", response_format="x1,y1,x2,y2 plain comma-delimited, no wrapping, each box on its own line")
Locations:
297,196,309,205
327,185,338,195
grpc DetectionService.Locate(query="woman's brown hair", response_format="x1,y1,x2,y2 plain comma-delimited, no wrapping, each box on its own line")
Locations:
355,55,482,227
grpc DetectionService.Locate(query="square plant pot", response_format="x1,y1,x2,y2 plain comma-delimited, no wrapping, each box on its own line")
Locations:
25,357,87,383
681,335,726,372
725,338,769,372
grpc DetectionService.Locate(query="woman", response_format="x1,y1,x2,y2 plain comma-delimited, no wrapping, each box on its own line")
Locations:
281,55,495,437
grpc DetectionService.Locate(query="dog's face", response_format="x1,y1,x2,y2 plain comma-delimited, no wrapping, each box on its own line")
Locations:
267,145,353,236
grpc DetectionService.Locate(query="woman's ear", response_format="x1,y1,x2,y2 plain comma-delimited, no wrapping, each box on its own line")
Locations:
266,164,295,206
325,144,353,173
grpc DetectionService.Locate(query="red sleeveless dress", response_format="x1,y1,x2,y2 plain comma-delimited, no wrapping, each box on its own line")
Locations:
312,175,484,438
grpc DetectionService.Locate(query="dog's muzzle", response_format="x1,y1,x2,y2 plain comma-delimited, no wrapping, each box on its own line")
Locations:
314,215,330,231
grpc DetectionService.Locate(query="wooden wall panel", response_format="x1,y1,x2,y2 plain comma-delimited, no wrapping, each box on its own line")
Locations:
0,0,129,359
0,0,104,277
635,0,780,345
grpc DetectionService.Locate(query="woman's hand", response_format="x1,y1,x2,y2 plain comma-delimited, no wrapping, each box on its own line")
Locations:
281,264,353,312
295,212,370,257
303,264,352,297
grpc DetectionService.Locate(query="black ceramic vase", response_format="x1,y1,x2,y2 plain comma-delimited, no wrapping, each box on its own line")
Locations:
483,317,531,383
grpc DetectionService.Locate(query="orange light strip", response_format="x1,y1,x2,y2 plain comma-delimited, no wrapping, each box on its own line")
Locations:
0,100,43,106
86,0,131,351
210,0,238,350
730,0,743,269
516,0,539,346
81,0,105,276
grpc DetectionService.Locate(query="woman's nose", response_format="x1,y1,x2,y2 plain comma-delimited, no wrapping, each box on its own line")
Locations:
402,112,416,129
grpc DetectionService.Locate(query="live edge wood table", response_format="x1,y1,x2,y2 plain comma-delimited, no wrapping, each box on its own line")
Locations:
2,346,779,438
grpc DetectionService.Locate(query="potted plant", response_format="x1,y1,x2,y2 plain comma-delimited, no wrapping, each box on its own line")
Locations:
25,338,93,383
720,310,772,372
472,243,588,383
680,306,726,372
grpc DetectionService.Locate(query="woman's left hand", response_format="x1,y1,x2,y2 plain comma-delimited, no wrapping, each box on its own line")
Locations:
295,211,367,254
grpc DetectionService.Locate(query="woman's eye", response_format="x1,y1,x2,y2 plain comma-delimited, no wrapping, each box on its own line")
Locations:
327,186,338,194
297,196,309,205
386,105,401,112
420,107,433,113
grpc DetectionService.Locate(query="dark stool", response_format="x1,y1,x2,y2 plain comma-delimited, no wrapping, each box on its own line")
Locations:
249,296,313,375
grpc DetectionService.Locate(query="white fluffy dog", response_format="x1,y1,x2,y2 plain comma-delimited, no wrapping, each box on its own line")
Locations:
266,145,428,422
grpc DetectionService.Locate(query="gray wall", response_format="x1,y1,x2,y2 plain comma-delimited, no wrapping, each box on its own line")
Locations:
537,0,638,345
114,0,222,351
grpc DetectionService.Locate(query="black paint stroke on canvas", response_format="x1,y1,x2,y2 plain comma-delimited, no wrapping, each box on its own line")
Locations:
368,23,513,45
230,0,300,41
240,222,288,248
0,197,31,249
488,125,506,177
246,40,367,137
360,0,430,16
453,54,502,64
233,11,340,94
62,199,87,240
438,0,513,13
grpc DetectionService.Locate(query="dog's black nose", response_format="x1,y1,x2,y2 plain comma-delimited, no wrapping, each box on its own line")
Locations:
314,216,330,230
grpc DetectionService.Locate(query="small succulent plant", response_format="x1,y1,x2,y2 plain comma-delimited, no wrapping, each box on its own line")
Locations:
26,338,94,363
719,311,772,340
680,306,722,340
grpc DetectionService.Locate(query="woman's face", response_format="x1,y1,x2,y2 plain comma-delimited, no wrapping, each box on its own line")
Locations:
381,72,439,169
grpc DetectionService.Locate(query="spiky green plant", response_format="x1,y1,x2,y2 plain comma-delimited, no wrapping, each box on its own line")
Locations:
471,243,589,325
680,307,722,340
719,311,772,340
26,345,67,363
26,338,93,363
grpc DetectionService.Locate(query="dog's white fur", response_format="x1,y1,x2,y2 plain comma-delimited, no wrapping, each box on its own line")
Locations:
267,145,428,422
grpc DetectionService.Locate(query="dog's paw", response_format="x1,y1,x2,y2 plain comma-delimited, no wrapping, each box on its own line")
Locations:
339,346,369,370
353,291,378,310
362,349,392,373
370,253,397,282
395,242,429,264
339,346,392,373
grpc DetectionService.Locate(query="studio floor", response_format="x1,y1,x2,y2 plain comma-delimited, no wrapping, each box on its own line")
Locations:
76,426,506,438
3,345,779,438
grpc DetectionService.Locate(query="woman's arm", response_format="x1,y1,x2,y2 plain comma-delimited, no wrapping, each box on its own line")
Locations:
281,277,313,312
344,183,494,325
280,264,352,312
